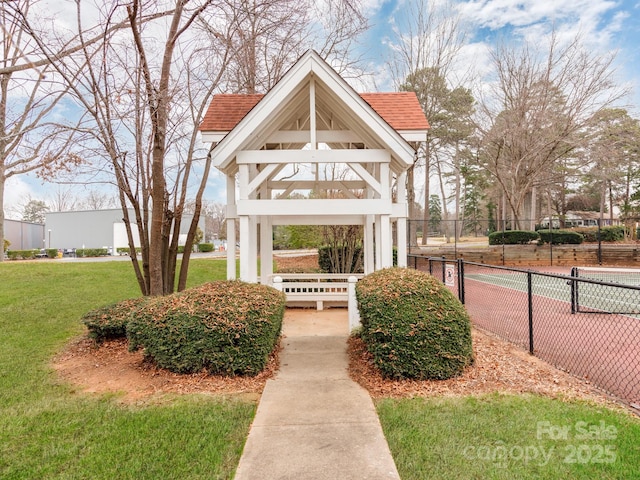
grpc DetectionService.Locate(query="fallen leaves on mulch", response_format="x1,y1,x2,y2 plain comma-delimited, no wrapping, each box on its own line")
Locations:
54,336,280,404
348,327,617,406
273,253,319,271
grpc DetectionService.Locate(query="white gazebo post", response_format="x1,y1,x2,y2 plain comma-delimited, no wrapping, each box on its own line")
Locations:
348,276,361,331
380,162,392,268
396,171,408,267
226,174,237,280
364,215,374,274
260,214,273,284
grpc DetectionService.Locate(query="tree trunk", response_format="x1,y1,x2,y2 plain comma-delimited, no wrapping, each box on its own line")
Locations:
0,171,5,262
178,151,213,291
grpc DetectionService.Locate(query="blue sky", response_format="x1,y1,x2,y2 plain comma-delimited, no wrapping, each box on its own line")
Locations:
6,0,640,215
359,0,640,108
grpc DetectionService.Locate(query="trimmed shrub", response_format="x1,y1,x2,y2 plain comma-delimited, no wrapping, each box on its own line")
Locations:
46,248,58,258
76,248,109,257
488,230,539,245
537,229,583,245
116,247,142,255
356,268,473,380
82,297,148,342
573,226,625,242
198,243,214,252
318,244,364,273
6,249,37,260
127,281,286,375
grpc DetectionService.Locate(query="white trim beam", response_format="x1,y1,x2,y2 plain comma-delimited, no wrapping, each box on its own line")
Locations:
270,215,365,225
270,180,367,190
237,199,392,216
267,130,361,144
236,149,389,165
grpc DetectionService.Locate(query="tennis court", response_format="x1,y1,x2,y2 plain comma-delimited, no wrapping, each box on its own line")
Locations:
413,257,640,407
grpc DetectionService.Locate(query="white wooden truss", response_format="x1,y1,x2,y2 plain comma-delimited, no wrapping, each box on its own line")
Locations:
202,51,427,285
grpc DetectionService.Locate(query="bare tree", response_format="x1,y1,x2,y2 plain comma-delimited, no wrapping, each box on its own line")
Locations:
224,0,367,94
27,0,237,295
47,186,78,212
582,108,640,228
386,0,470,245
185,199,226,241
477,32,626,228
0,0,83,260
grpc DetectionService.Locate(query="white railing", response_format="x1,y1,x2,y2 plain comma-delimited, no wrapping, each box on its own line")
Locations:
271,273,362,331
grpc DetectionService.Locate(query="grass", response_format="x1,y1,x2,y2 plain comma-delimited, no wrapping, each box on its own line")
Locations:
377,393,640,480
0,258,253,480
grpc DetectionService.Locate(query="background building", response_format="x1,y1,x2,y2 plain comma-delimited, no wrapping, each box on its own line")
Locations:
44,209,204,253
4,219,45,250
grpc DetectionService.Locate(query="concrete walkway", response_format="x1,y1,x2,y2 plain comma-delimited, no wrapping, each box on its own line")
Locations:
233,309,400,480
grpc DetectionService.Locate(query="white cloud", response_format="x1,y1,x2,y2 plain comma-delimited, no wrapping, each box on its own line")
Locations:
457,0,619,30
3,177,37,219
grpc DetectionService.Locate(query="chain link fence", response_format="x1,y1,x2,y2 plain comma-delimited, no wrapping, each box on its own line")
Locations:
409,255,640,409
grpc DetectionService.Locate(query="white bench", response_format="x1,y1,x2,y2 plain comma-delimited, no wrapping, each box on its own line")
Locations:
271,273,363,330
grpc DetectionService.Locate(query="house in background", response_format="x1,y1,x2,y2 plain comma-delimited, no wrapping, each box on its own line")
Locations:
539,210,621,229
44,209,204,253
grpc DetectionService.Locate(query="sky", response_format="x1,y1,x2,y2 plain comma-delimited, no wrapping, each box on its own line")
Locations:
5,0,640,217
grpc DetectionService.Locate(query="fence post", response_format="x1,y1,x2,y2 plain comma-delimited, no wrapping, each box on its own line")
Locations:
348,276,361,331
457,259,465,304
570,267,577,314
273,276,283,292
527,271,534,354
597,220,602,265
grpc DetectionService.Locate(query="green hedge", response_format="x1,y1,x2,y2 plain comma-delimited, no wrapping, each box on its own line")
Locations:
6,250,37,260
76,248,109,257
116,247,142,255
488,230,539,245
46,248,58,258
127,281,286,375
537,229,583,245
318,245,364,273
82,298,149,342
198,243,214,252
356,268,473,380
573,226,625,242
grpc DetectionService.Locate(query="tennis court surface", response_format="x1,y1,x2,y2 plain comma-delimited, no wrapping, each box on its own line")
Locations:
413,257,640,409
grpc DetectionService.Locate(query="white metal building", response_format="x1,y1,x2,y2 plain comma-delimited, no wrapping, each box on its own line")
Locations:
44,209,202,252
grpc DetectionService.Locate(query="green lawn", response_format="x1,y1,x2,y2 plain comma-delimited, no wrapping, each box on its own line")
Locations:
378,394,640,480
0,259,253,480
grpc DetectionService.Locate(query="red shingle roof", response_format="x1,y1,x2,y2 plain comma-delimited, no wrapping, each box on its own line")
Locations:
199,94,263,132
200,92,429,132
360,92,430,131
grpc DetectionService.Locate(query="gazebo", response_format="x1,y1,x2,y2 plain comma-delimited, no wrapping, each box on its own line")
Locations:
200,51,429,305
